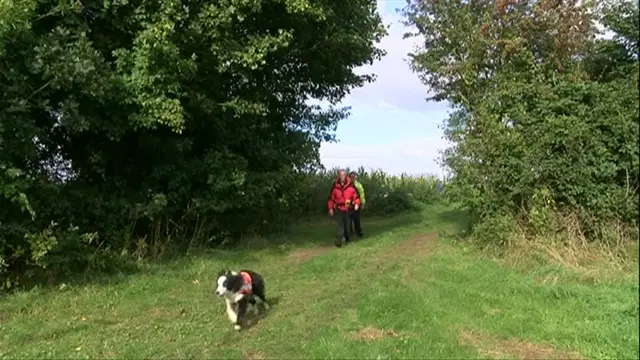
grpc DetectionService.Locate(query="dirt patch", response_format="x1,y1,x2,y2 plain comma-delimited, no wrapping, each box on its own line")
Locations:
350,326,398,341
288,232,438,265
459,329,583,360
360,232,440,282
243,350,268,360
288,246,333,264
0,311,9,324
388,232,439,260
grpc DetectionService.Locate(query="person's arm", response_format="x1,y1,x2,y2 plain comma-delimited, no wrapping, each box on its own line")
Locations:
327,186,335,211
353,183,361,200
328,196,334,210
352,189,361,206
357,182,366,204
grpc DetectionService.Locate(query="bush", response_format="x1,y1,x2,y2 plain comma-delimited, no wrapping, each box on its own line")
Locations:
0,0,388,289
404,0,639,247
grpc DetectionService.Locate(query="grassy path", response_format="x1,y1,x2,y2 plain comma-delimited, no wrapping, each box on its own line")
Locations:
1,205,638,359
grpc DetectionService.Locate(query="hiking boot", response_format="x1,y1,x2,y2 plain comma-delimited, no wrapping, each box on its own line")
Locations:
335,236,346,248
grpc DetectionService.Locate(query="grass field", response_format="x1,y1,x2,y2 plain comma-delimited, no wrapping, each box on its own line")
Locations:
1,204,638,359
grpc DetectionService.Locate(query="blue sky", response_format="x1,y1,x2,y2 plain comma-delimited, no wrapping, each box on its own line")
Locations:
319,0,451,177
318,1,616,177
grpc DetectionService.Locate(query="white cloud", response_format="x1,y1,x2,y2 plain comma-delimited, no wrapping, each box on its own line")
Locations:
320,136,450,177
320,1,620,177
319,1,450,176
376,100,398,110
343,1,440,113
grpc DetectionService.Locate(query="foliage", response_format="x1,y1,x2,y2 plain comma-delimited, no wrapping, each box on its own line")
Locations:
0,0,387,287
294,167,443,217
403,0,639,244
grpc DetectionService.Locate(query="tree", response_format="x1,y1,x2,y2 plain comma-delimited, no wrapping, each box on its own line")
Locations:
0,0,385,286
403,0,639,242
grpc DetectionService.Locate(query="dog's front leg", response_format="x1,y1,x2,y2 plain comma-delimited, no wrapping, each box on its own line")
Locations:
225,299,237,323
249,296,259,315
235,299,248,331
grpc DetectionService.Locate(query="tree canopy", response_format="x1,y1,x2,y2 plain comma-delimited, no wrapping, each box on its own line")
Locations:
403,0,639,242
0,0,385,286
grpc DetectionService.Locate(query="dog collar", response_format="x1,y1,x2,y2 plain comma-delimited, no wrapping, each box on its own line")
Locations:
239,271,252,295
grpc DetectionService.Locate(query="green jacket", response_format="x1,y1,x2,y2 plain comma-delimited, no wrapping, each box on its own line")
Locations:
353,180,365,205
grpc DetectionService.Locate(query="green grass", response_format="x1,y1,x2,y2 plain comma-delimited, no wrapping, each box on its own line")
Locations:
1,204,638,359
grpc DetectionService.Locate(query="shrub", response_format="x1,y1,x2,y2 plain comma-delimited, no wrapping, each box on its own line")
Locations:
404,0,639,247
0,0,387,288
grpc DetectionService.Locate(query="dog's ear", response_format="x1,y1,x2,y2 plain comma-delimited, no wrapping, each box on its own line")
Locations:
216,269,227,278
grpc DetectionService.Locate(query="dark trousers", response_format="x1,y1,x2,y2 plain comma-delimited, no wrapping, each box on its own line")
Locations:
350,209,363,236
335,210,350,241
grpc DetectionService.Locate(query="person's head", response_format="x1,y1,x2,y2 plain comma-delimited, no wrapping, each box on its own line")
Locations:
338,169,347,182
349,171,358,182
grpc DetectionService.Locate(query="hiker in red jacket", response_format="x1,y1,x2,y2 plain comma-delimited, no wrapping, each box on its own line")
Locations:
328,169,361,247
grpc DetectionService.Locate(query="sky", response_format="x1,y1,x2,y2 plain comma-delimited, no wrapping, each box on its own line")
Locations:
318,0,451,177
317,1,616,177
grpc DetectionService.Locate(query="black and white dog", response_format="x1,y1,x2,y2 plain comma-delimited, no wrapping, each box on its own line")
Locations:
213,269,270,331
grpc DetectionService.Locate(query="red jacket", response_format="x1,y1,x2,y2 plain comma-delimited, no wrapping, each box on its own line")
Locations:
328,178,360,212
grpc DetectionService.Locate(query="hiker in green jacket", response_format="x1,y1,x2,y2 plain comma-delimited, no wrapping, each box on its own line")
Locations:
349,171,365,237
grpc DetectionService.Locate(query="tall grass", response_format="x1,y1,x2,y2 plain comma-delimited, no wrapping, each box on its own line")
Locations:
293,166,444,217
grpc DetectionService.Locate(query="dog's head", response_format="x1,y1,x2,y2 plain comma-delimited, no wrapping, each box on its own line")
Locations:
214,270,236,297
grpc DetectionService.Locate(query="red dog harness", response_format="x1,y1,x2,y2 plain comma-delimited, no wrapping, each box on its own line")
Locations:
239,271,252,295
